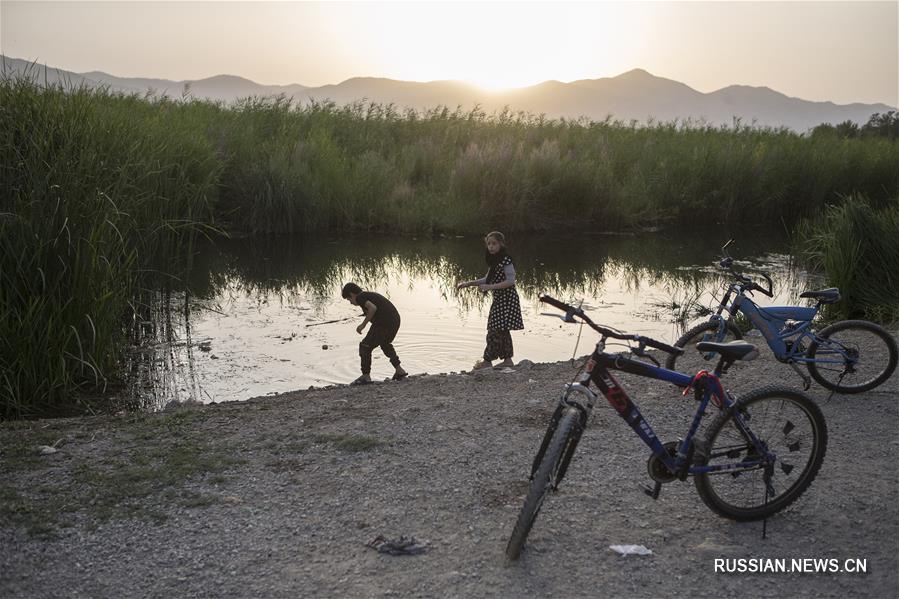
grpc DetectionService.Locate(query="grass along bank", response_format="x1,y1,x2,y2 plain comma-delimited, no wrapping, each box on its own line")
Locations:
2,77,898,418
0,402,389,537
213,98,899,235
795,196,899,322
0,78,219,419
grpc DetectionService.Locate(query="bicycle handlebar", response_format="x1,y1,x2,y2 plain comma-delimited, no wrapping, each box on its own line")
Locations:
756,273,774,297
539,294,581,317
538,295,684,356
728,268,774,298
719,243,773,297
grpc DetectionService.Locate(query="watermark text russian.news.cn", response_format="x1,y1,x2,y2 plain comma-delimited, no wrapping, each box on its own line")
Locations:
714,558,868,574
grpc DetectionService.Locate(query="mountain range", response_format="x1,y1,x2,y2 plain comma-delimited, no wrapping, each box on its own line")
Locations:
3,55,895,132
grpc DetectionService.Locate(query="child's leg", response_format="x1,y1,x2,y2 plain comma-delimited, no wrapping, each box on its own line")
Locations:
359,341,374,375
498,330,513,360
378,323,402,369
380,341,401,369
359,326,386,376
484,331,503,361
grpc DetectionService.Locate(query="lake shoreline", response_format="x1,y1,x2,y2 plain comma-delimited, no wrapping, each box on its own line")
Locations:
119,231,807,408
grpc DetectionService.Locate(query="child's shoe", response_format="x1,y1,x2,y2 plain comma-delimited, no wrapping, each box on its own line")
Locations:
472,360,493,370
392,369,408,381
351,375,372,385
494,358,515,369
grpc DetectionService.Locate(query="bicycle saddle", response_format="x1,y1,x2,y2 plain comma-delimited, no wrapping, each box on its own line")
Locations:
799,288,841,304
695,341,759,362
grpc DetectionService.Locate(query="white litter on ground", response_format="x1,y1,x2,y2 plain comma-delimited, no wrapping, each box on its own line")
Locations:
609,544,653,556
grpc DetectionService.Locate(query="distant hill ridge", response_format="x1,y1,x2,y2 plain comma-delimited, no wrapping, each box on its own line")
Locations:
2,55,894,131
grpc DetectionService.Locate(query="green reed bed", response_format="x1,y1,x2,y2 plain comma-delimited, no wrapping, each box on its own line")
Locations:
207,100,899,235
0,79,219,418
3,78,898,416
795,196,899,322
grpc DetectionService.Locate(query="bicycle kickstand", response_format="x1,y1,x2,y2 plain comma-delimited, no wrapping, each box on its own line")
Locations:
787,361,811,391
824,371,848,403
762,465,775,540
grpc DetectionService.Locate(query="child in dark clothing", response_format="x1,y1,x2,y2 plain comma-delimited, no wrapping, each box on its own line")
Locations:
341,282,408,385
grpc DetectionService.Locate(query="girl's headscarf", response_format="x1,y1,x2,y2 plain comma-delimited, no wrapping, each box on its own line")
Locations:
485,246,511,282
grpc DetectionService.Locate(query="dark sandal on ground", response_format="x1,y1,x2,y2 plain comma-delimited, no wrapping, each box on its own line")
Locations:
351,376,372,385
392,372,408,381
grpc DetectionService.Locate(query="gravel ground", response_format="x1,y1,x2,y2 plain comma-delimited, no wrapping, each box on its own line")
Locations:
1,343,897,599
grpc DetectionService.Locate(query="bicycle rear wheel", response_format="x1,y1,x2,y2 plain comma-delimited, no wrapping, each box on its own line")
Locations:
506,408,580,561
807,320,898,393
665,320,743,373
694,386,826,521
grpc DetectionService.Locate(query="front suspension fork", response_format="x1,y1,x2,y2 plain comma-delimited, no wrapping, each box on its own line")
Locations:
530,387,592,487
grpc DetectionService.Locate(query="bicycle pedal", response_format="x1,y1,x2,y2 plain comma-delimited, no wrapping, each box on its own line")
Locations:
641,482,662,500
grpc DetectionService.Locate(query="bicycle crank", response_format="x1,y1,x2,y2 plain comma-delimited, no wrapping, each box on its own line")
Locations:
641,441,681,500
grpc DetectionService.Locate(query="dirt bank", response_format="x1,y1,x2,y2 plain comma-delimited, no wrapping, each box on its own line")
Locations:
2,348,897,598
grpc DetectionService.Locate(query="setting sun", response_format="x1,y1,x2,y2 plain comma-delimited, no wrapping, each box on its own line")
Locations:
333,2,656,89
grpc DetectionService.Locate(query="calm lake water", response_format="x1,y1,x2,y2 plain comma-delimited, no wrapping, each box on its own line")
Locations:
126,231,819,408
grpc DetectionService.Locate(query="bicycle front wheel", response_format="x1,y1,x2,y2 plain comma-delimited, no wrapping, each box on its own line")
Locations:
694,386,826,521
666,320,743,373
807,320,898,393
506,408,580,561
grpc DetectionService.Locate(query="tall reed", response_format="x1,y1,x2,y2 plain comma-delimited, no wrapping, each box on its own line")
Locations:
0,78,219,418
794,196,899,322
202,100,899,235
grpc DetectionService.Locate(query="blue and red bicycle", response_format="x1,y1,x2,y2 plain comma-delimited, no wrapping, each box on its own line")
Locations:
505,295,827,561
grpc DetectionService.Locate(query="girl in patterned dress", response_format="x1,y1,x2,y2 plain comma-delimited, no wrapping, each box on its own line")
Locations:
456,231,524,369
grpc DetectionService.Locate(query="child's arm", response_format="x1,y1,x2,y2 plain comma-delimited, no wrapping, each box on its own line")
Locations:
356,301,377,334
456,273,488,290
479,264,516,290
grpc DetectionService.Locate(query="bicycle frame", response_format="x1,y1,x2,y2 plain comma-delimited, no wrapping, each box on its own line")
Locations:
710,282,846,367
535,340,775,486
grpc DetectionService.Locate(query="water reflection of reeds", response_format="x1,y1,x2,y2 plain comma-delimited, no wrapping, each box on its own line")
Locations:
189,231,797,305
122,231,818,409
122,290,211,409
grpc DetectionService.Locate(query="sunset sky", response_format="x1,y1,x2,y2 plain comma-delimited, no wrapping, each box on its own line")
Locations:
2,1,897,106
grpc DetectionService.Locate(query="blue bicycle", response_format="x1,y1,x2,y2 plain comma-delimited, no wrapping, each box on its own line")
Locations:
665,241,897,394
506,295,827,560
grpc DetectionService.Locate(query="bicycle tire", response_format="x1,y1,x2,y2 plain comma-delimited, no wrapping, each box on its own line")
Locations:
506,408,580,561
694,386,826,521
665,320,744,372
806,320,898,394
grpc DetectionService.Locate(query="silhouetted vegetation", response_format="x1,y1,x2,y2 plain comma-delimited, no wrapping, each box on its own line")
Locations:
0,79,218,418
811,111,899,141
795,196,899,322
210,100,899,235
2,76,897,417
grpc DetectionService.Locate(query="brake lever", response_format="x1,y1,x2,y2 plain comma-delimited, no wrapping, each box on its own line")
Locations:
631,344,661,367
762,273,774,297
540,312,577,323
540,312,566,319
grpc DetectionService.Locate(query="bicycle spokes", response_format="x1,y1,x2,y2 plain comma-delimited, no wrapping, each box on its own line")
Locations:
808,322,897,393
694,390,825,520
